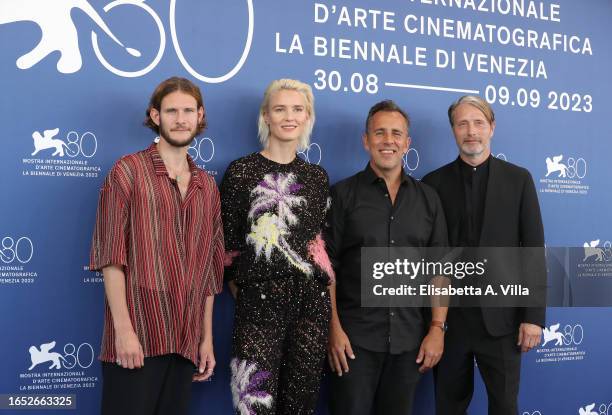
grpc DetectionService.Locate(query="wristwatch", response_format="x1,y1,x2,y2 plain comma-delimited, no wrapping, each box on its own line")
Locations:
430,320,448,333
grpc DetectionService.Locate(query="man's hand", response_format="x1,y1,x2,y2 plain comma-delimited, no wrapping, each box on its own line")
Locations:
327,323,355,376
193,339,215,382
517,322,542,352
416,328,444,373
104,265,143,369
115,328,144,369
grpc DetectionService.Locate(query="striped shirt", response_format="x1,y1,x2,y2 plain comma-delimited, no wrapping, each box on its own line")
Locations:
90,143,224,365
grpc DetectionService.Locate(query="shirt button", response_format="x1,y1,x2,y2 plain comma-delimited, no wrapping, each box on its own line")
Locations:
385,193,389,198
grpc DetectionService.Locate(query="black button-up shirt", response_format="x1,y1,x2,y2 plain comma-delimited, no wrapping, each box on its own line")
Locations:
325,164,448,354
458,156,490,246
457,157,490,316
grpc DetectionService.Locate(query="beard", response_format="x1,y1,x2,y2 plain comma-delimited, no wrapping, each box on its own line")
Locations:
461,145,484,157
460,140,488,158
158,120,197,148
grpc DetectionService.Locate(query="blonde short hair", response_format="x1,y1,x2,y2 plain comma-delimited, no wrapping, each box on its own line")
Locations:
448,95,495,126
258,79,315,152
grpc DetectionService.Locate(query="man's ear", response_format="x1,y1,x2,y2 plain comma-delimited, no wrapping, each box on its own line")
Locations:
150,108,160,127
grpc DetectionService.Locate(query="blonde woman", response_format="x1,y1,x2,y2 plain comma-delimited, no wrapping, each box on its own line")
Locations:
221,79,334,414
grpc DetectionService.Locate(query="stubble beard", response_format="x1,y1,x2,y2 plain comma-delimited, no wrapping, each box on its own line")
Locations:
159,120,197,149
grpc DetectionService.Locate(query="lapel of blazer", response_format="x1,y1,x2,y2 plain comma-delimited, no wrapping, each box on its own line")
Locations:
479,156,502,246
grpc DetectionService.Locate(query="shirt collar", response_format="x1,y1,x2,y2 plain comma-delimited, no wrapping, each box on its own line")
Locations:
147,143,204,188
362,162,409,185
458,155,490,173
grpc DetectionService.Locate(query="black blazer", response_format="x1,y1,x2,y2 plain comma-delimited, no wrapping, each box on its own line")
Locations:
422,156,546,336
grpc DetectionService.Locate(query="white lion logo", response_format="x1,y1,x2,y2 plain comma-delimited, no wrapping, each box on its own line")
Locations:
542,323,564,347
0,0,139,73
583,240,605,262
28,341,66,370
579,403,598,415
31,128,69,156
545,155,567,178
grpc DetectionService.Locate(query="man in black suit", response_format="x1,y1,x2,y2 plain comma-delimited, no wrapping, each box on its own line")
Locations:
422,95,546,415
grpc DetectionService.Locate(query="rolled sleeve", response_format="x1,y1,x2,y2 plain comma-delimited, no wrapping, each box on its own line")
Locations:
324,184,346,273
205,182,225,296
89,167,129,271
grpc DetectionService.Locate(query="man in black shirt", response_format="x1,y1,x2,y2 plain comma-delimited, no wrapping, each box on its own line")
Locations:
326,100,449,415
422,95,545,415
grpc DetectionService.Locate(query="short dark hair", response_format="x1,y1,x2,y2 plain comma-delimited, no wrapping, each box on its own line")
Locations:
365,100,410,133
143,77,207,134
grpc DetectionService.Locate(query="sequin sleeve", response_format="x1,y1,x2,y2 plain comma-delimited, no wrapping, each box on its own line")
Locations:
220,160,249,281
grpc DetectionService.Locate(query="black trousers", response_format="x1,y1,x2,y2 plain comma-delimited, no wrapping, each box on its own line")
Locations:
328,344,421,415
101,353,194,415
434,309,521,415
231,277,331,415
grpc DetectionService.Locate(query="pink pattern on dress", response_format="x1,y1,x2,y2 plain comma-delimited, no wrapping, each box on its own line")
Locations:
307,233,335,283
224,250,240,267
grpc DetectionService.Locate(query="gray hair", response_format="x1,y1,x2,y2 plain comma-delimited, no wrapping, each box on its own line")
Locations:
448,95,495,126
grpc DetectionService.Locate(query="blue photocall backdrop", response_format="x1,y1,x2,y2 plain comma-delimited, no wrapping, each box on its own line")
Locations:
1,0,611,414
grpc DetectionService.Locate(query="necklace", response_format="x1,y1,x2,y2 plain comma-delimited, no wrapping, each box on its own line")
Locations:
161,157,189,183
173,162,189,183
156,144,190,183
